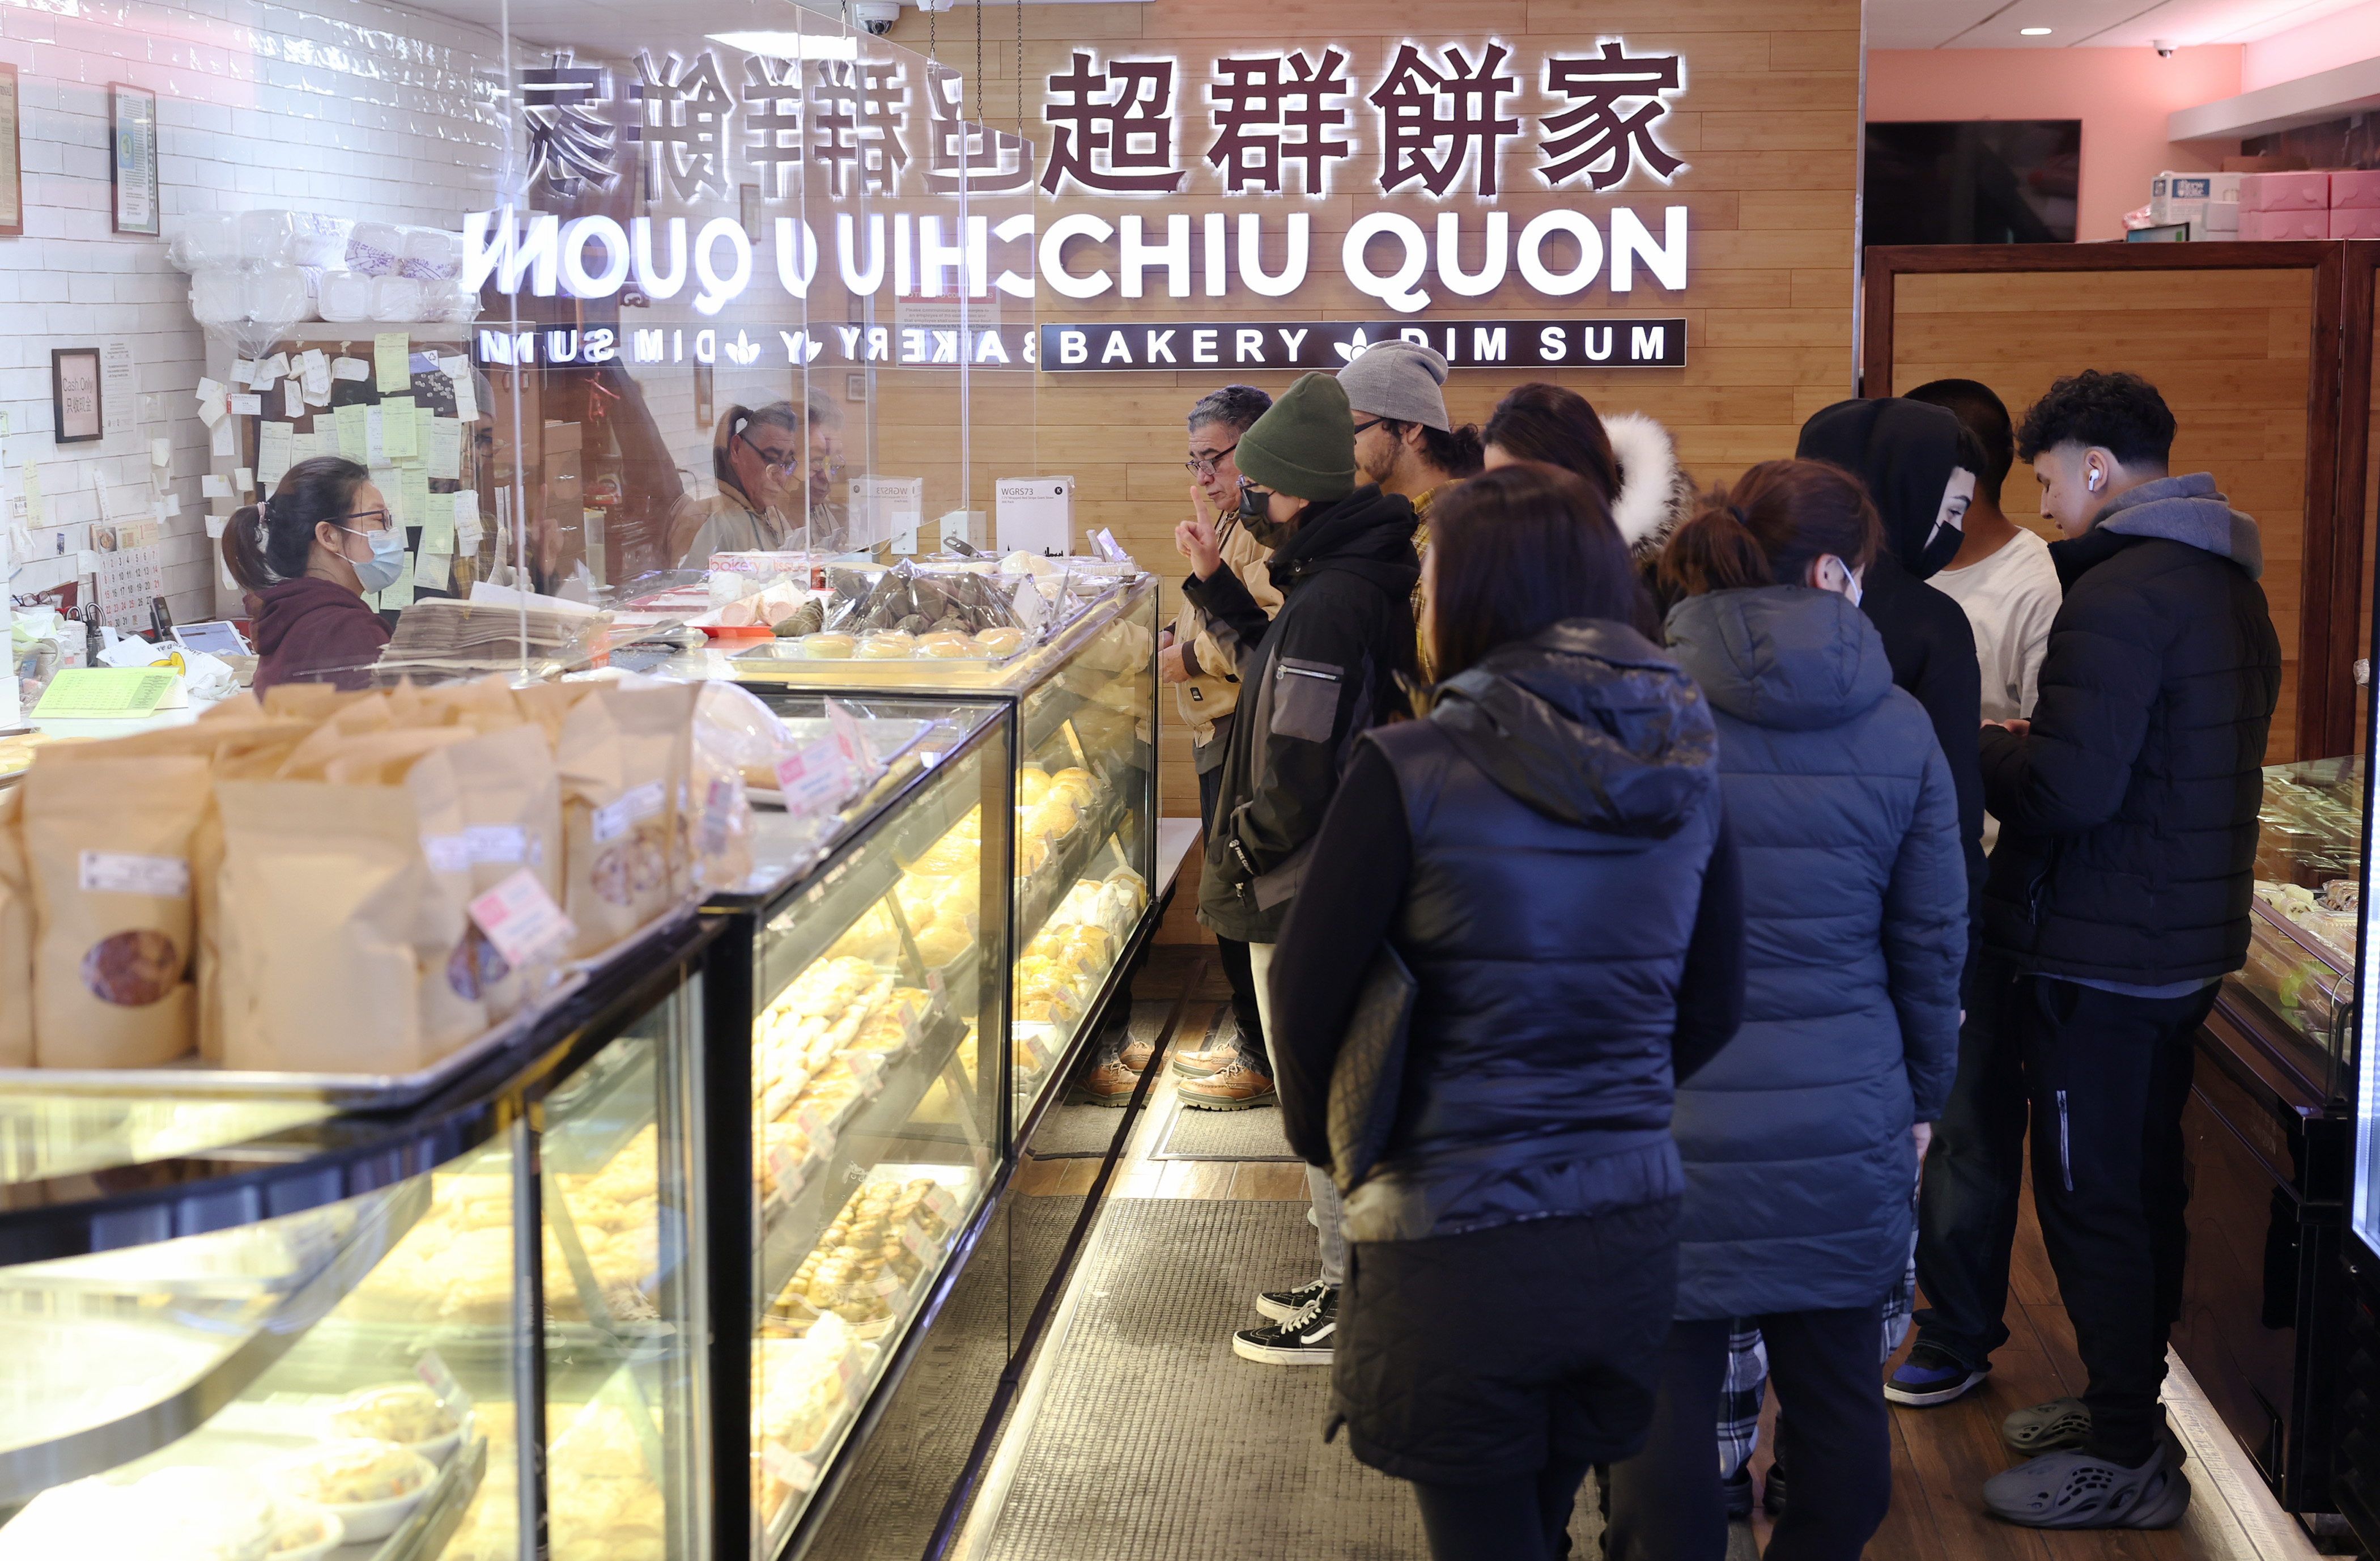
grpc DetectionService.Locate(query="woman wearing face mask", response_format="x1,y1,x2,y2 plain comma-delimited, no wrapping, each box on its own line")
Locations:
222,456,398,694
1602,460,1964,1561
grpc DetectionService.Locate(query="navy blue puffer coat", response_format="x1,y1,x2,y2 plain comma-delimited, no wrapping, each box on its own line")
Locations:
1664,586,1965,1318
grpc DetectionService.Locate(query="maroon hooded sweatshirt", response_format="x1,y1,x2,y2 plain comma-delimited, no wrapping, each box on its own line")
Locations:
250,577,390,694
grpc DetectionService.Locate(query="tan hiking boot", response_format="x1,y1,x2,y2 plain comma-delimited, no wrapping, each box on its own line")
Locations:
1178,1059,1278,1111
1120,1036,1156,1072
1169,1041,1240,1078
1078,1056,1138,1106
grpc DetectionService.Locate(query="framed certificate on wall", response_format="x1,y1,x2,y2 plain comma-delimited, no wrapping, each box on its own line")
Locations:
53,348,103,443
109,83,158,236
0,65,22,238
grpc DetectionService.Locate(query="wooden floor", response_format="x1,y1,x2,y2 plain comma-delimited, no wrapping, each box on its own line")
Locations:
1038,946,2237,1560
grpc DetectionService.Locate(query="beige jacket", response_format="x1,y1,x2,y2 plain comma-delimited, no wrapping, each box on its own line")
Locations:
1172,515,1282,750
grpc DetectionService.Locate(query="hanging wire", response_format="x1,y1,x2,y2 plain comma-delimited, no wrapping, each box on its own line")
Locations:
1015,0,1023,139
975,0,983,125
928,0,937,70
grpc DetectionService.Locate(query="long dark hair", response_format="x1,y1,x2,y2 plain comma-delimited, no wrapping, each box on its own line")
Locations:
1484,383,1620,499
1427,461,1639,680
1656,459,1885,601
222,456,371,591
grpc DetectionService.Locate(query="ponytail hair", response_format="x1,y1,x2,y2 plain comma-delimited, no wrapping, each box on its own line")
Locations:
222,455,371,592
1656,459,1884,602
1384,417,1486,480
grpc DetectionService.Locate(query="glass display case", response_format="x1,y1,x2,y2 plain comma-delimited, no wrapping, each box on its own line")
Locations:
2241,755,2364,1097
2181,755,2362,1514
0,919,716,1561
698,696,1013,1561
729,578,1161,1151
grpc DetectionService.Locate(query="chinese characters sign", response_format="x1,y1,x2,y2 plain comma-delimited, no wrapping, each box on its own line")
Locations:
500,37,1686,203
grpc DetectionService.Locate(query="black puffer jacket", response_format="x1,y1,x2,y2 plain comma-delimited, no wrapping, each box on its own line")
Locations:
1980,473,2281,984
1185,485,1420,942
1339,620,1731,1240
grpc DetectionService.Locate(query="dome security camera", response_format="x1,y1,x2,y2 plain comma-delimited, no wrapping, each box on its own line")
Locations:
2154,38,2178,57
853,0,900,35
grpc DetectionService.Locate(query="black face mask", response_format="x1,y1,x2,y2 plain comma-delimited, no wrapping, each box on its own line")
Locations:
1914,519,1963,579
1238,486,1295,547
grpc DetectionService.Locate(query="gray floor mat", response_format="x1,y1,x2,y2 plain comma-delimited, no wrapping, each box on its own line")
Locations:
1153,1095,1299,1161
980,1200,1608,1560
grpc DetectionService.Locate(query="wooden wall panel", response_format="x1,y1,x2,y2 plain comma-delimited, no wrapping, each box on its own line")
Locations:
1886,266,2315,763
885,0,1862,936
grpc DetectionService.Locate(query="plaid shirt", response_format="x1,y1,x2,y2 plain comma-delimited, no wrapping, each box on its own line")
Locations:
1716,1172,1922,1477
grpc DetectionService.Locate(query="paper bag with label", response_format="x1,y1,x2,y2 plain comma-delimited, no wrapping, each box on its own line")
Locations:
407,725,562,1020
28,714,317,1061
216,778,484,1073
24,756,210,1067
557,682,698,958
0,790,31,1068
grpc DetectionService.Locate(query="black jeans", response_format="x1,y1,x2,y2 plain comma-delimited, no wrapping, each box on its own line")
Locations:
1604,1309,1890,1561
1913,955,2029,1370
1198,755,1266,1068
2016,974,2214,1466
1411,1454,1592,1561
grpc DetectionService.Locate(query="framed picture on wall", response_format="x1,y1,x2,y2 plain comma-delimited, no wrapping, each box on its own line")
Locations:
109,83,159,236
53,348,103,443
0,65,22,238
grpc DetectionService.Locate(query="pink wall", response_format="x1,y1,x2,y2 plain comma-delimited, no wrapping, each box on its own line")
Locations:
2246,8,2380,92
1868,48,2242,242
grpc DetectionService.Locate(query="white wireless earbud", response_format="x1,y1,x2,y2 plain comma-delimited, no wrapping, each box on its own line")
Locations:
2088,469,2103,491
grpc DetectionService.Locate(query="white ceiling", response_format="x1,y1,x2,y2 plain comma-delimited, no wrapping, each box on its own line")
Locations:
1869,0,2379,49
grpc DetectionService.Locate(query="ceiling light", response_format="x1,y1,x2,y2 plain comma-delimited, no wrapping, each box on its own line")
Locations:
704,31,860,59
2020,26,2052,35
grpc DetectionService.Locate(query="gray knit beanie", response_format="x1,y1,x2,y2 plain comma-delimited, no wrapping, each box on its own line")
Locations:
1336,340,1451,432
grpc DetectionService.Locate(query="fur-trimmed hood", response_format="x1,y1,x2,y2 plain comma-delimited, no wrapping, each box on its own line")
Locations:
1604,411,1697,561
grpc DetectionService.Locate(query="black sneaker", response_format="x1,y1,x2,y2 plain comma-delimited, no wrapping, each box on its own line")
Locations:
1762,1462,1787,1516
1886,1343,1991,1407
1231,1284,1338,1365
1255,1276,1332,1324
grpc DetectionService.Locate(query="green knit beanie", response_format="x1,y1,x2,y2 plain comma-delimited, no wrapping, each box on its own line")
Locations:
1234,372,1355,502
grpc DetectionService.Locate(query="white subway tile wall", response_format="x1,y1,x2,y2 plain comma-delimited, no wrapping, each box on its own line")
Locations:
0,0,508,619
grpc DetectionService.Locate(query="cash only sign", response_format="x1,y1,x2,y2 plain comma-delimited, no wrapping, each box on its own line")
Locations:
464,34,1693,372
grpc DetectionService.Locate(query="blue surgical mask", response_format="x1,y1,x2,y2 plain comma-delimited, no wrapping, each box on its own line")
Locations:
340,524,406,592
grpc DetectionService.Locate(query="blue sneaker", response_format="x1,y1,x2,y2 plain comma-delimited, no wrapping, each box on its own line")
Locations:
1885,1344,1990,1406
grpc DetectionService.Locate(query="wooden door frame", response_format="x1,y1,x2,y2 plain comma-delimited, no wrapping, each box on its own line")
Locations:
1861,241,2351,760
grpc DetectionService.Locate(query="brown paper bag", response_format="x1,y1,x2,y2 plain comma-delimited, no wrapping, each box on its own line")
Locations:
558,682,699,958
407,725,563,1020
216,778,484,1074
24,755,211,1068
0,789,31,1068
28,717,317,1062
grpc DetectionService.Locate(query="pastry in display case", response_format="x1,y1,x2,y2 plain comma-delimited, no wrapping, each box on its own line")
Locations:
0,924,716,1561
722,704,1009,1559
2238,754,2364,1089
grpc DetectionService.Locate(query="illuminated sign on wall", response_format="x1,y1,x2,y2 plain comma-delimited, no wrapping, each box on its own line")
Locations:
1038,318,1688,371
466,37,1695,324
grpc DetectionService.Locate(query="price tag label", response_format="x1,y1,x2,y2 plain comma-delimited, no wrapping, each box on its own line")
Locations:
702,776,737,856
592,779,666,844
775,739,855,818
768,1144,803,1196
79,850,190,897
760,1441,817,1491
923,1184,959,1225
825,698,878,775
898,1219,928,1259
415,1348,474,1416
469,868,576,968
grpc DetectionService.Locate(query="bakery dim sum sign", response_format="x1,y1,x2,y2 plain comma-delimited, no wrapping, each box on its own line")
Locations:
467,37,1694,371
